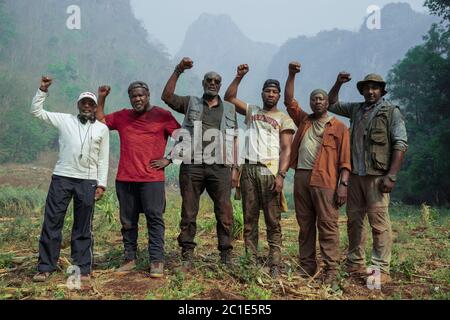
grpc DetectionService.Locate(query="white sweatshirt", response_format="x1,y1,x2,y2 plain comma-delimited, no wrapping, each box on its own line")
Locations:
31,89,109,188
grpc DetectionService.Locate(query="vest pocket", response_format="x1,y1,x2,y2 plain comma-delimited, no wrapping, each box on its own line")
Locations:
188,109,201,122
371,151,389,171
370,128,388,145
225,114,236,129
323,133,337,149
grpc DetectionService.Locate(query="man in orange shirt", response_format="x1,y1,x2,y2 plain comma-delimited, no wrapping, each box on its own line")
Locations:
284,62,351,284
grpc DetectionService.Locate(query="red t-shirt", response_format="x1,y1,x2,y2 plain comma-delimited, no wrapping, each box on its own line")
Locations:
105,107,181,182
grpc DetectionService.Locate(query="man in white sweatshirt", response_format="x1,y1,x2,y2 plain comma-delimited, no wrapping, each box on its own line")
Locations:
30,76,110,282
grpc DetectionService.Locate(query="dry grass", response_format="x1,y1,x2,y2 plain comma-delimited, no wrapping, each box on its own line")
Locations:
0,164,449,300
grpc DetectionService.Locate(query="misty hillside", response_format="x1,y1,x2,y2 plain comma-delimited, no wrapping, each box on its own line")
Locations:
1,0,199,106
267,3,438,110
176,13,279,102
0,0,197,163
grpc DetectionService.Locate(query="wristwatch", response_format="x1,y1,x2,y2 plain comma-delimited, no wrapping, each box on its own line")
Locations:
277,171,287,179
340,181,349,187
165,154,173,163
387,174,397,182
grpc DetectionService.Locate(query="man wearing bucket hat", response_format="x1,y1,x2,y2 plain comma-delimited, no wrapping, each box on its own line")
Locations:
225,64,296,278
284,62,351,285
328,72,408,284
30,76,110,282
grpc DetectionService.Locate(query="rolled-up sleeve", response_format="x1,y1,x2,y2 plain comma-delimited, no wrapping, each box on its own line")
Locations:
166,95,190,114
338,125,352,172
390,108,408,152
328,102,358,119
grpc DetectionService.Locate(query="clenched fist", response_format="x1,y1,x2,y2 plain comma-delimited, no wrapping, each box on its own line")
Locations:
177,57,194,71
236,64,249,78
98,85,111,99
337,72,352,84
40,76,53,92
288,62,301,75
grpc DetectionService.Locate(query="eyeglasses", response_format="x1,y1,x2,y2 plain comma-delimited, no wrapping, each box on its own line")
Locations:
205,78,221,85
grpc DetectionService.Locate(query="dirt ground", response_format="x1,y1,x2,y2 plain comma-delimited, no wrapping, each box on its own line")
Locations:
0,164,449,300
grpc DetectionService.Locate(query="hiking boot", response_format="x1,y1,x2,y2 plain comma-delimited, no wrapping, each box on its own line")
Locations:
366,271,392,285
345,264,367,277
270,266,281,279
220,250,232,265
32,272,51,282
298,266,317,279
149,262,164,278
379,273,392,285
116,259,136,272
80,274,91,282
181,249,194,261
322,271,339,286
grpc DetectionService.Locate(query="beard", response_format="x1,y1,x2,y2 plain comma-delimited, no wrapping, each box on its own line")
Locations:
204,89,219,98
78,112,95,124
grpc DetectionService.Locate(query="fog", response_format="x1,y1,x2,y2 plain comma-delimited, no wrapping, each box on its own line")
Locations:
131,0,427,57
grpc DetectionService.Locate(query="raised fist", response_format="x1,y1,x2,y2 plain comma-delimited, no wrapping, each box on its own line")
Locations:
237,64,249,78
288,62,301,75
98,85,111,98
337,72,352,84
40,76,53,92
177,57,194,71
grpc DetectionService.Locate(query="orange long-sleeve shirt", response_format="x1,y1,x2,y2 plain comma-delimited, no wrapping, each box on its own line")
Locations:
286,99,351,190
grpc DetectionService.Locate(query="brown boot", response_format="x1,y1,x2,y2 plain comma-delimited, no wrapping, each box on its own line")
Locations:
220,250,233,265
345,264,367,277
116,259,136,272
270,265,281,279
32,272,51,282
322,271,339,286
181,248,194,261
149,262,164,278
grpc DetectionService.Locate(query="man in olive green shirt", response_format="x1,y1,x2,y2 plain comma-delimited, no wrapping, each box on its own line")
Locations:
328,72,407,285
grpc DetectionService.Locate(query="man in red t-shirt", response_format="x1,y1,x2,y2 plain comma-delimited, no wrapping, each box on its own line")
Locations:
96,81,180,278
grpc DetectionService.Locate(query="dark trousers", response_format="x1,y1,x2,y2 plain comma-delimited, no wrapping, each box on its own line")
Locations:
116,181,166,262
38,175,97,275
178,164,233,252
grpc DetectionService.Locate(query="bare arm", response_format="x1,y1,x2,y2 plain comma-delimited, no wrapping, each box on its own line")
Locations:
224,64,249,116
271,131,294,193
335,168,350,208
161,57,193,113
279,131,293,174
380,150,406,194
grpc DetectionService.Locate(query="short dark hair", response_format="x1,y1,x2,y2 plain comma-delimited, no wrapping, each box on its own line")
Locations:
128,81,150,94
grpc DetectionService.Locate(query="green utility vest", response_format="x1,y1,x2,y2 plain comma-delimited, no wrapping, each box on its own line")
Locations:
350,101,398,175
176,96,237,166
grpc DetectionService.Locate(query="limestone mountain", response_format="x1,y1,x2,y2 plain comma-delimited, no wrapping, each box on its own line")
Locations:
176,13,279,102
267,2,438,110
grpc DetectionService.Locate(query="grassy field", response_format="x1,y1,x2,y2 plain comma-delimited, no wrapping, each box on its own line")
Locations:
0,164,449,300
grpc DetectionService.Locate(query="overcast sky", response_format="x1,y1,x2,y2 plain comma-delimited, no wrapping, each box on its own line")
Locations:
130,0,428,56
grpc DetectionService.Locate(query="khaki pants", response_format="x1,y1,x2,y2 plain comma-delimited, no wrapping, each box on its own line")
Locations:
294,170,340,275
346,174,392,273
240,164,282,267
